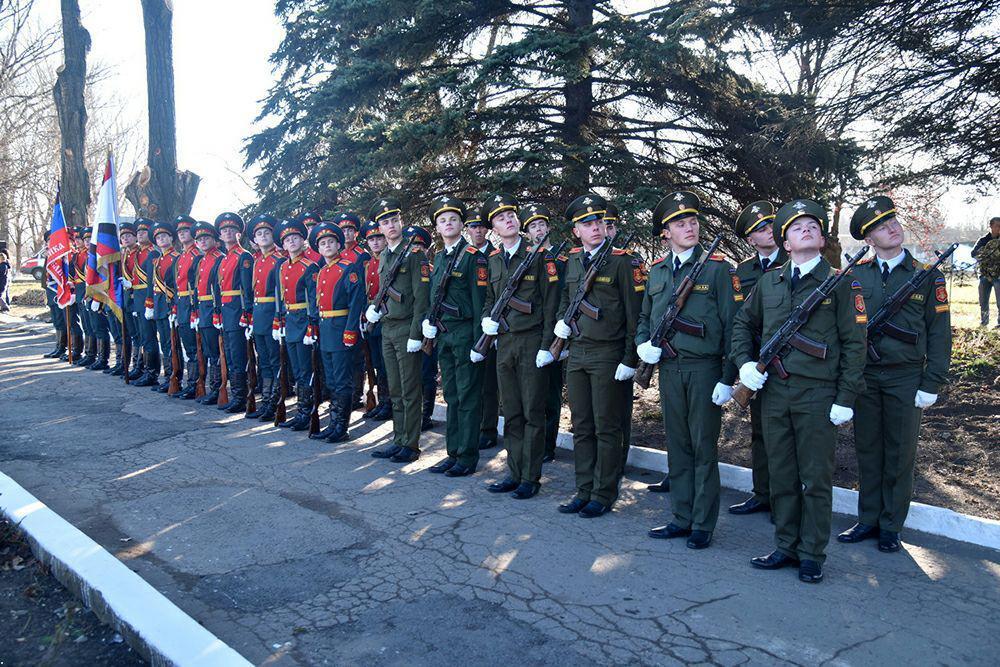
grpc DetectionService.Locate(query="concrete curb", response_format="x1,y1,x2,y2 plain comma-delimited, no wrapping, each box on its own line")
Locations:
0,472,251,667
440,404,1000,552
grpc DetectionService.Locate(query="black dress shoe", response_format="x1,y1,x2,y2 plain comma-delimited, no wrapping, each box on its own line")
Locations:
750,550,799,570
428,457,457,474
878,530,901,552
511,482,540,499
444,464,475,477
648,523,691,539
578,500,609,518
728,497,770,515
486,478,518,493
558,498,588,514
478,435,497,450
390,448,419,463
541,452,555,463
686,530,712,549
837,522,878,543
647,477,670,493
371,444,403,459
798,560,823,583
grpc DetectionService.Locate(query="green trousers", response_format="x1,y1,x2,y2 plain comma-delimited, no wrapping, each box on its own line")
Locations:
566,342,626,506
496,330,546,485
761,379,836,563
659,361,722,532
620,383,634,477
439,321,484,468
543,359,564,457
854,368,922,532
749,394,770,503
480,347,500,441
382,321,423,452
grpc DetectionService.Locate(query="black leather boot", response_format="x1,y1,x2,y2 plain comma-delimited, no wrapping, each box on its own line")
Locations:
177,361,199,399
89,339,110,371
326,394,351,443
290,384,313,432
247,376,272,419
127,346,145,381
199,360,221,405
224,372,248,414
135,351,160,387
421,386,437,431
105,341,123,374
44,331,67,359
75,337,96,366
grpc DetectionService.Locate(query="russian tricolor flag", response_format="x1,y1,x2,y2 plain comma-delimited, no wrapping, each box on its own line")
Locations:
85,154,124,320
45,188,74,308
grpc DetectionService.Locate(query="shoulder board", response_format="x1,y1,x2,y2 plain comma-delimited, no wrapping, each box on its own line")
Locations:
557,254,569,262
708,253,726,261
489,248,502,257
612,248,627,256
337,259,352,267
569,247,583,254
465,246,478,254
857,257,873,264
922,262,932,269
301,258,315,266
650,256,667,266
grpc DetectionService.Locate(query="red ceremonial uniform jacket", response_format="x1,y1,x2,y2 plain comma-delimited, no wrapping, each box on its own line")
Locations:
315,256,364,350
195,247,224,327
173,245,201,321
151,248,178,318
277,254,318,343
250,247,285,337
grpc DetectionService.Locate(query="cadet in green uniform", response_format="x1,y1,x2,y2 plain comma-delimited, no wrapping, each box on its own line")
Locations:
475,193,561,499
637,191,740,550
466,212,501,450
366,198,431,463
422,196,489,477
553,195,643,518
728,201,788,516
521,203,567,462
837,195,951,552
732,199,867,583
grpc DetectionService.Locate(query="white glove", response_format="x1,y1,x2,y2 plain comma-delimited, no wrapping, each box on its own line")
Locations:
637,340,662,365
470,350,485,363
121,278,132,289
558,349,568,361
481,317,500,336
90,300,100,312
271,326,282,341
614,363,636,381
711,381,733,406
406,338,422,353
303,331,316,346
168,313,177,326
829,404,853,426
244,326,253,341
213,319,223,331
553,319,572,339
421,319,438,339
739,361,768,391
535,350,554,367
365,305,382,323
192,316,199,328
144,306,154,320
914,390,937,409
181,347,189,363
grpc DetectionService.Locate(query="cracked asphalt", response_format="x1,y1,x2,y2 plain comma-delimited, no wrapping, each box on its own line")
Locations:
1,323,998,666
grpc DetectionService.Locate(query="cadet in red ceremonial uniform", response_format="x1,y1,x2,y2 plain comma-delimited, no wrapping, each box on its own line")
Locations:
245,214,285,421
215,212,255,413
172,215,202,399
193,222,225,404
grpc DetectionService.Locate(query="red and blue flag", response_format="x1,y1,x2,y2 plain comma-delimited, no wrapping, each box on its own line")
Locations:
85,154,124,320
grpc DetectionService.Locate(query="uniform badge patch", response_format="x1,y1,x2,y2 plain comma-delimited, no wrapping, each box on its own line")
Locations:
349,272,358,283
851,280,861,290
477,266,488,282
936,285,948,303
546,261,557,277
420,263,430,278
633,267,643,284
731,275,742,292
934,276,946,285
855,294,866,312
243,259,252,269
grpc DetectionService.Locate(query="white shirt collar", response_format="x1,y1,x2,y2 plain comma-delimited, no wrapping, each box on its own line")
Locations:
477,243,490,254
672,246,695,266
504,238,521,256
445,239,462,255
387,240,402,253
790,254,823,277
759,248,780,265
877,250,906,272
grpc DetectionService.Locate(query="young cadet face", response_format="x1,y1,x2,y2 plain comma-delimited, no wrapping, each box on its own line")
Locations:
342,226,357,245
748,224,778,254
120,232,136,249
177,228,193,246
137,229,150,246
379,214,403,243
283,233,305,255
573,217,608,251
989,218,1000,237
435,211,463,242
466,224,488,247
317,236,341,260
367,234,386,254
219,227,238,247
526,219,549,245
491,210,520,241
783,218,825,255
254,227,274,250
865,216,904,253
195,235,217,253
155,231,173,250
605,220,617,239
663,214,699,252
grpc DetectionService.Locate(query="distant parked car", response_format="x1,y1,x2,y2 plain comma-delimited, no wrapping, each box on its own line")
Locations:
20,248,46,281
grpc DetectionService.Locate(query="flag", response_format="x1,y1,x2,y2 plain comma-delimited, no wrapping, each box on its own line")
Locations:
85,154,124,320
45,189,74,308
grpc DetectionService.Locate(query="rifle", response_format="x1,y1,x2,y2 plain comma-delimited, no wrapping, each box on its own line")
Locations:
309,326,322,436
635,236,722,389
194,327,206,398
421,240,468,354
274,330,289,425
472,232,550,356
363,235,416,334
549,233,634,359
866,243,957,362
732,247,869,408
217,327,229,406
168,319,181,395
362,340,377,412
245,330,257,415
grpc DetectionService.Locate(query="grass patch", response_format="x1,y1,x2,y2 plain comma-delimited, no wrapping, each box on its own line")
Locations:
950,328,1000,383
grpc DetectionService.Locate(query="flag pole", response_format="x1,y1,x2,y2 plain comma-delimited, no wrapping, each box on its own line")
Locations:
65,307,74,364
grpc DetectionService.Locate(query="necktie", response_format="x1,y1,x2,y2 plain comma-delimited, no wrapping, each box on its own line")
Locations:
583,253,593,270
790,266,801,291
673,256,682,277
761,258,770,272
881,262,890,285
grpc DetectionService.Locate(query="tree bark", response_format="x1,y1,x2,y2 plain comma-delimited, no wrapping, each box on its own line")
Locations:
128,0,199,221
53,0,90,227
560,0,595,199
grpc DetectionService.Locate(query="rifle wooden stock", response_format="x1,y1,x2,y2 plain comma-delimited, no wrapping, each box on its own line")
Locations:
119,308,128,382
194,328,206,398
245,332,257,415
168,323,181,395
473,332,495,356
274,340,288,425
549,336,567,359
309,333,322,436
364,235,416,334
387,286,402,303
217,331,229,406
634,360,655,390
507,296,532,314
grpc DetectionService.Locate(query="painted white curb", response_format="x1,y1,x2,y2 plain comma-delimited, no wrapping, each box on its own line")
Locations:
435,404,1000,551
0,472,251,667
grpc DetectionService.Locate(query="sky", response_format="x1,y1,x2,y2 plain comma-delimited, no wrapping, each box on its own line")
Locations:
36,1,999,231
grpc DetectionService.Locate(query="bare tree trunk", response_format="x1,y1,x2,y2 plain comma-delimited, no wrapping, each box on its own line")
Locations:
52,0,90,227
561,0,595,199
127,0,199,221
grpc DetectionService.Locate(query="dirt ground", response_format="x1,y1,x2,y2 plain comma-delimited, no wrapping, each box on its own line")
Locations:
0,518,145,666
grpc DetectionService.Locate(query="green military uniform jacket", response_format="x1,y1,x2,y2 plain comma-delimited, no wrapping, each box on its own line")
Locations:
731,257,867,406
483,237,561,350
734,249,788,298
635,244,740,383
853,249,951,394
428,240,487,327
559,245,643,367
378,241,431,340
